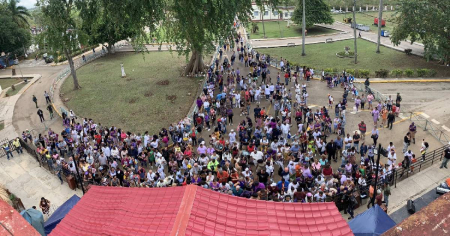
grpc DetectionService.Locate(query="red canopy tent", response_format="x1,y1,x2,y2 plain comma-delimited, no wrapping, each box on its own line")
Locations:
51,185,352,236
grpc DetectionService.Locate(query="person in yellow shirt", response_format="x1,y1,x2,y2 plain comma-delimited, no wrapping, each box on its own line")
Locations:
12,138,23,154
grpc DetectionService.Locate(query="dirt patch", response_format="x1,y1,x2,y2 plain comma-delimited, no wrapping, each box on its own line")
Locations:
156,80,170,85
144,91,153,97
126,78,133,81
166,95,177,103
129,98,138,104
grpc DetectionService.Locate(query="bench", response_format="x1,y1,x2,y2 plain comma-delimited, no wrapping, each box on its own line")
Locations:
326,38,333,43
287,43,295,47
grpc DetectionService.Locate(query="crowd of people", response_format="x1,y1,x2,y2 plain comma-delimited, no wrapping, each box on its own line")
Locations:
14,24,438,221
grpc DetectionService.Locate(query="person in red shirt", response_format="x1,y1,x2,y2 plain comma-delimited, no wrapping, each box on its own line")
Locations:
322,164,333,177
216,168,229,184
95,133,102,145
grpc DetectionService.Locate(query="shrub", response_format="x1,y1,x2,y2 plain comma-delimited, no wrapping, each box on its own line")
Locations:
428,69,437,77
359,69,370,78
346,69,355,75
324,68,334,73
404,69,414,77
416,69,428,77
375,69,390,78
391,69,403,77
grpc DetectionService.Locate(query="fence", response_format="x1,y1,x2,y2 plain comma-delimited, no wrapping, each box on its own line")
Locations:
392,144,449,187
19,139,85,193
353,83,387,103
405,112,450,145
0,138,15,158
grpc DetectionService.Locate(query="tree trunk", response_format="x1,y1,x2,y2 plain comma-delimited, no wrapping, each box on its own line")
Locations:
65,48,81,90
376,0,383,53
261,9,266,38
184,50,205,76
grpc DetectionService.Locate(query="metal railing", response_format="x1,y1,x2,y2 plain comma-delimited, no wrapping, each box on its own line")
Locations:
405,112,450,145
0,138,16,158
392,144,449,187
353,83,387,103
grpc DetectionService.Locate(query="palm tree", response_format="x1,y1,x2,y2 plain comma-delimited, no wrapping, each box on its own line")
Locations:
8,0,31,28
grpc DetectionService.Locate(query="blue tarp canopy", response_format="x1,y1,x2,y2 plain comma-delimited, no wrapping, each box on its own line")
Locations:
21,208,46,236
44,195,80,235
349,204,396,236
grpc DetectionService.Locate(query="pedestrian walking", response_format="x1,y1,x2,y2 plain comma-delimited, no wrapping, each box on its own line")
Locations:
371,126,379,145
44,91,51,104
383,182,391,208
403,132,411,153
37,109,45,122
409,122,417,144
387,111,395,130
440,144,450,169
2,143,13,160
33,95,38,108
47,104,54,119
358,121,366,140
12,138,23,155
420,139,429,162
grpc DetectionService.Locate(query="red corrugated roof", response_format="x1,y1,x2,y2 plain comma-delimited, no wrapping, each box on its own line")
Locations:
51,185,352,236
0,199,40,236
383,192,450,236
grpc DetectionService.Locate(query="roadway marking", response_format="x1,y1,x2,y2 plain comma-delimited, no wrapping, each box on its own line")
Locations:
421,113,430,119
442,125,450,132
431,119,440,125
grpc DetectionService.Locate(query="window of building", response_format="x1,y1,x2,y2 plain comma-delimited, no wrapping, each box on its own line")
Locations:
254,11,259,17
264,11,269,16
273,11,278,16
284,12,289,17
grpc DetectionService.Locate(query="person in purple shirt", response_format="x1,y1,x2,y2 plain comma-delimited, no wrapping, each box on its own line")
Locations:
252,181,265,193
372,108,379,126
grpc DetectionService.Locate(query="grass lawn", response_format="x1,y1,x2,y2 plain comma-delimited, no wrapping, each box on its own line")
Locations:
5,82,26,96
333,11,397,33
248,21,338,39
0,121,3,131
257,39,450,77
0,78,22,89
61,52,204,134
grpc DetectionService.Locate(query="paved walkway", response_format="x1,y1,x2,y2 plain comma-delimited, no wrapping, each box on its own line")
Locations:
0,152,82,219
251,22,425,57
388,162,450,214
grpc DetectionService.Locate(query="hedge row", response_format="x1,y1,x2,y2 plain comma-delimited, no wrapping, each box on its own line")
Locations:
323,68,437,78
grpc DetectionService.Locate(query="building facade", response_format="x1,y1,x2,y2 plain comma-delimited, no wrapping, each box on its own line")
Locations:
251,4,295,21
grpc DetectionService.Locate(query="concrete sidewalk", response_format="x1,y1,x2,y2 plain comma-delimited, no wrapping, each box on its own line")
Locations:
0,152,82,219
388,163,450,214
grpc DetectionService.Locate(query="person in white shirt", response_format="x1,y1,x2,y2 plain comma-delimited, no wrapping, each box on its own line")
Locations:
314,191,326,202
266,161,274,177
387,149,397,166
229,129,237,143
281,123,290,140
250,149,263,162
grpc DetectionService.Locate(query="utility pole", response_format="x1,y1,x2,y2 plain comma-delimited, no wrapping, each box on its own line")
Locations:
376,0,383,53
371,144,382,207
301,0,306,56
352,0,358,64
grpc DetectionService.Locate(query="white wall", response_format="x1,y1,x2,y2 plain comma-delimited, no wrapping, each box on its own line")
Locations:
251,5,294,21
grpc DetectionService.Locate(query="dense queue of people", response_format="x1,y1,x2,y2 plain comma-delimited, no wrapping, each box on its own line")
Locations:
14,25,435,221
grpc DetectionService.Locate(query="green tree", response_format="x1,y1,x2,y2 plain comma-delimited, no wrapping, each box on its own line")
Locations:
7,0,31,28
162,0,252,76
391,0,450,64
255,0,280,39
292,0,334,29
0,8,32,58
77,0,164,54
38,0,88,90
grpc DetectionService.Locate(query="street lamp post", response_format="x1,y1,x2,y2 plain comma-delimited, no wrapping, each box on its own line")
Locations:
352,0,358,64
